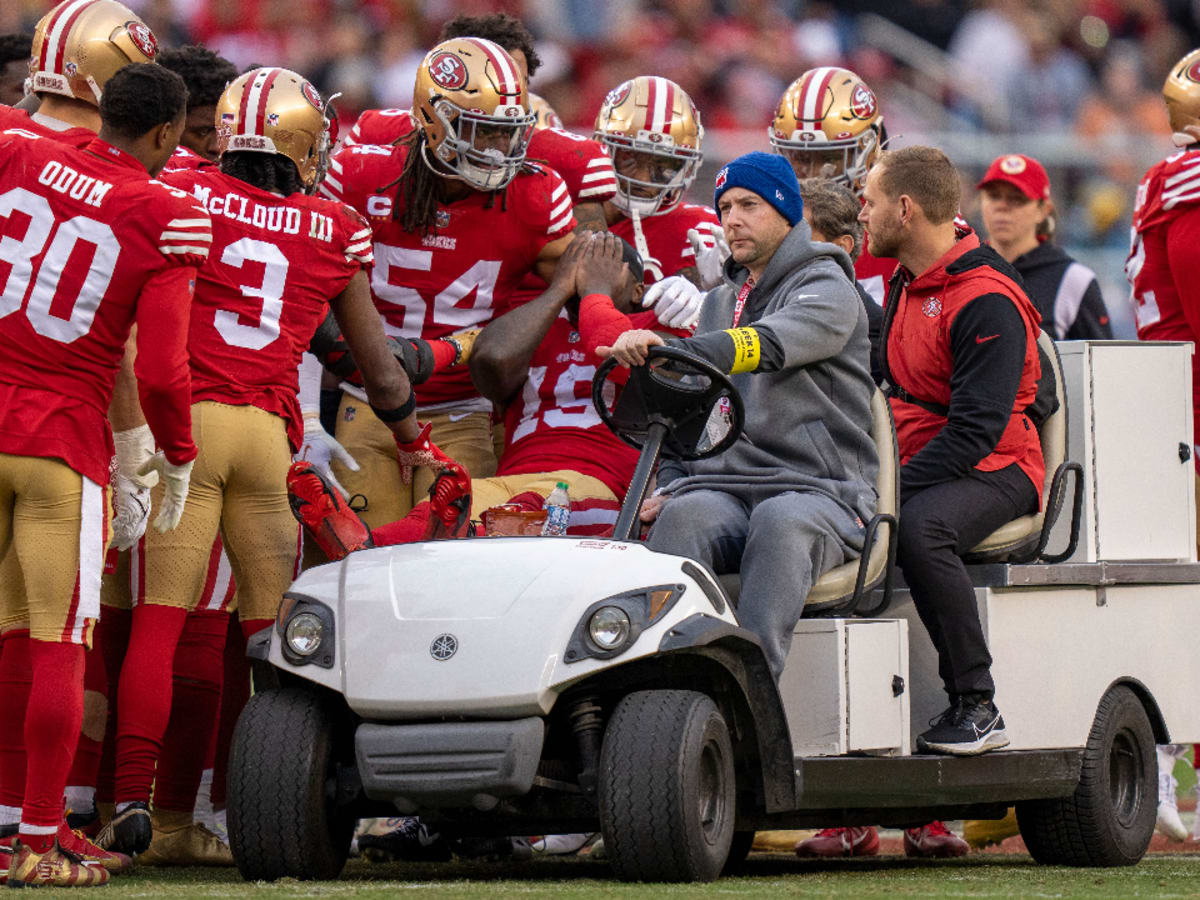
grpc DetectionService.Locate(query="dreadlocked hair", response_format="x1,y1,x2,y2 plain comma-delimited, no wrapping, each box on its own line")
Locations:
221,151,305,197
393,130,544,235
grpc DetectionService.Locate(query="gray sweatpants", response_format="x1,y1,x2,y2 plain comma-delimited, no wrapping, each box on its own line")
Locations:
648,488,864,678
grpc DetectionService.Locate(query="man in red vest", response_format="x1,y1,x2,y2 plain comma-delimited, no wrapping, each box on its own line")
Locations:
860,146,1044,756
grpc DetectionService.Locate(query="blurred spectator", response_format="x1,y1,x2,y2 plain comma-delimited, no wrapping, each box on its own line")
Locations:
947,0,1031,129
0,32,32,106
1006,10,1093,133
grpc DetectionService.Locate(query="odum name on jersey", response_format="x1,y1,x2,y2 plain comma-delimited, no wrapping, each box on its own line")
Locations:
35,159,113,209
186,183,334,241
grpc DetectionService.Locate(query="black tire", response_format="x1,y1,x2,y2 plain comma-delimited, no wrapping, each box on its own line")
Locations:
598,689,736,882
1016,684,1156,867
228,687,355,881
723,831,755,873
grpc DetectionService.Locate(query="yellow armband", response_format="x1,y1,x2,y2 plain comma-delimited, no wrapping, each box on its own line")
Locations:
724,327,760,373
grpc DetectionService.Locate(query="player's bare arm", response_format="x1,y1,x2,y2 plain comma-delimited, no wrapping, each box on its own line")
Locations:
329,269,419,443
471,232,589,404
532,231,577,284
108,329,145,431
573,201,609,234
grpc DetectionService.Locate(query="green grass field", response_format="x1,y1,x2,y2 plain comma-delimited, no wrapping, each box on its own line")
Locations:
23,854,1200,899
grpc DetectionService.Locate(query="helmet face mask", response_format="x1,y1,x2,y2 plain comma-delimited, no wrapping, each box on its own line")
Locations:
770,67,883,195
594,76,703,218
413,37,535,192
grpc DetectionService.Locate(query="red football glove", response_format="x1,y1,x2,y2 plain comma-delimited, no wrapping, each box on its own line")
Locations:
394,421,455,485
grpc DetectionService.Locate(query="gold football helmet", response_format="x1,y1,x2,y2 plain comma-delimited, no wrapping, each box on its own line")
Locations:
594,76,703,217
770,67,883,194
1164,48,1200,146
28,0,158,105
412,37,535,191
530,92,562,131
216,67,336,192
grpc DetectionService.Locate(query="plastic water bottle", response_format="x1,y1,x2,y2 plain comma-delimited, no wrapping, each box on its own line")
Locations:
541,482,571,536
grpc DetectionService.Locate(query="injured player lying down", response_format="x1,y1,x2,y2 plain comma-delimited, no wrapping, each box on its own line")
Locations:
288,231,689,552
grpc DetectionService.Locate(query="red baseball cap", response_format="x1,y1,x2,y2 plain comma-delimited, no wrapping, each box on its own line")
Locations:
977,154,1051,201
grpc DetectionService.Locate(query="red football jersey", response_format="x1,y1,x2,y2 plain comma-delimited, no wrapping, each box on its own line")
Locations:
610,202,722,284
1128,149,1200,452
322,141,577,407
161,144,213,175
854,237,896,306
164,166,373,451
0,134,208,484
0,104,94,149
499,310,668,500
342,107,415,147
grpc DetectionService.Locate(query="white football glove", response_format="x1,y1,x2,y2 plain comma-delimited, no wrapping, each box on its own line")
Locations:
137,452,194,533
110,473,151,551
642,275,705,331
686,223,731,290
113,424,158,489
299,412,358,497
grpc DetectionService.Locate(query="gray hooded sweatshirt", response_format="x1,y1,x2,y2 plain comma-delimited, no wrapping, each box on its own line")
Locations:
661,219,878,525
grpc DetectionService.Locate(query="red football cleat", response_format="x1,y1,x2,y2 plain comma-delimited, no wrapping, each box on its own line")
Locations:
794,826,879,858
424,464,473,540
903,821,969,858
287,461,374,561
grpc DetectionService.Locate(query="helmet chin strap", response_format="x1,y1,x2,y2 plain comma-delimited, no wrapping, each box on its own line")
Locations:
1171,130,1198,147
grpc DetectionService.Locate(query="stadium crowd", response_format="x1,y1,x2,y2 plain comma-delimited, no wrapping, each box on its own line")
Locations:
0,0,1199,888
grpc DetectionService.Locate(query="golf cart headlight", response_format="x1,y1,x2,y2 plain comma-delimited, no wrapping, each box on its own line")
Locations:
588,606,631,650
285,612,324,657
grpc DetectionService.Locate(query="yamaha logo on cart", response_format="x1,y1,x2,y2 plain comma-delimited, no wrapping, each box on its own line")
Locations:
430,633,458,660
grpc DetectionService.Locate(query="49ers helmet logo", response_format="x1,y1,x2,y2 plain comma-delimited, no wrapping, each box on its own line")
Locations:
850,84,877,119
605,82,631,109
1186,60,1200,83
428,51,468,90
301,80,323,110
125,21,157,60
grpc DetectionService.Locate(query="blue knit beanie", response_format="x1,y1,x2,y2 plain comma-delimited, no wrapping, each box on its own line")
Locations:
713,151,803,226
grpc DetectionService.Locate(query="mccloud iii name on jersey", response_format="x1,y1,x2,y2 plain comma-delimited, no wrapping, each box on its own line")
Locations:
187,183,334,241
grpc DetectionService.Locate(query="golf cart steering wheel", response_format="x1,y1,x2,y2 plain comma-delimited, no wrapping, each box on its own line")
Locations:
592,344,744,461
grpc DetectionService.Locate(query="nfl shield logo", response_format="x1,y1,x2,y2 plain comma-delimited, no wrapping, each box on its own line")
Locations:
436,209,451,228
715,168,728,189
267,113,279,126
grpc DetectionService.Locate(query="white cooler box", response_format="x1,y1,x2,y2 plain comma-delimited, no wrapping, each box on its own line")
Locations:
779,618,910,757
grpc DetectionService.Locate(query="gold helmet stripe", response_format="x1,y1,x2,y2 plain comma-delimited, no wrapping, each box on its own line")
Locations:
462,36,520,98
237,67,282,140
798,65,839,130
646,76,675,134
40,0,95,75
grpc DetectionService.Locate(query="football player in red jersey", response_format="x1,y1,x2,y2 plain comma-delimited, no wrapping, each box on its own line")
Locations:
0,63,202,887
320,37,577,529
593,76,719,332
158,45,239,169
103,66,423,858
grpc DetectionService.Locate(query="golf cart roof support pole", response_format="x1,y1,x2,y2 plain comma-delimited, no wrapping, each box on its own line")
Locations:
612,420,669,542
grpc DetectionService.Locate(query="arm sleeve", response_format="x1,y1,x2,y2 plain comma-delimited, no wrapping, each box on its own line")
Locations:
134,265,197,466
676,264,857,374
900,293,1028,498
1165,205,1200,340
1064,277,1113,340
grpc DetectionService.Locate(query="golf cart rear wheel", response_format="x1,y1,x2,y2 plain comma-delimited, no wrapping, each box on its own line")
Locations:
598,689,736,882
1016,684,1155,866
228,687,354,881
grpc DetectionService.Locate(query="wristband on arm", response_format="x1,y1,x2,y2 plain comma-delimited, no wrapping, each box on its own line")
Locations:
579,293,634,353
370,390,416,423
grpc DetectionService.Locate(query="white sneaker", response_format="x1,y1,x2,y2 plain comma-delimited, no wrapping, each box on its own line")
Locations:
530,833,593,855
1155,748,1188,842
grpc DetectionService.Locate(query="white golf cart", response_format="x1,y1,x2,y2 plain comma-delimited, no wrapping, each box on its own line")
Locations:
228,339,1200,883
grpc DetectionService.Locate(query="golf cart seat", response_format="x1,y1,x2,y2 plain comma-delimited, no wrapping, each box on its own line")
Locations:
964,330,1082,564
717,387,899,617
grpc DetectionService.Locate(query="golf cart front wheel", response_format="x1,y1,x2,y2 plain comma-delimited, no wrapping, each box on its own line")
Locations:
227,687,355,881
598,689,736,882
1016,684,1156,866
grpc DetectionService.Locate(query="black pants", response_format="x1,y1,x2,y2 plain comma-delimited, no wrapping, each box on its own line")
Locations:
897,464,1038,701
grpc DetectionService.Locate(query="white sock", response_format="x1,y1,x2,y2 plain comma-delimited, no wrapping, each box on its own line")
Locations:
63,786,96,817
0,804,20,828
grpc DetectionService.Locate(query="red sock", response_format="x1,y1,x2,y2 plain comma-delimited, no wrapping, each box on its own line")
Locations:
153,610,227,812
21,640,84,851
65,640,109,802
94,608,130,806
0,630,31,811
371,502,433,546
210,614,250,810
114,604,188,805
